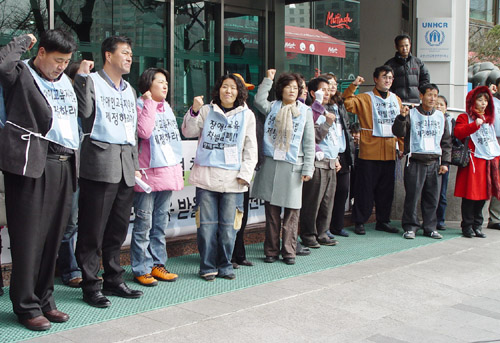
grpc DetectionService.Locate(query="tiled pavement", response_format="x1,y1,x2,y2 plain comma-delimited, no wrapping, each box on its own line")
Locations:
24,222,500,343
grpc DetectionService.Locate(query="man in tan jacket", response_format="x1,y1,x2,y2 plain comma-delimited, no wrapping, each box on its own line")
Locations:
343,65,407,235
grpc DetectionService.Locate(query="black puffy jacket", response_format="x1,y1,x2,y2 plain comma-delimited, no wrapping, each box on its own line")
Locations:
384,53,430,104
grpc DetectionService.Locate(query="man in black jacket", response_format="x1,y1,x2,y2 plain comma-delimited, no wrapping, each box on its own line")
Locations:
0,30,78,331
385,34,430,105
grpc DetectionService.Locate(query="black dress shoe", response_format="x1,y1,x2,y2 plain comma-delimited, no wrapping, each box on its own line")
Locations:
473,227,486,238
238,259,254,267
462,227,475,238
43,309,69,323
488,223,500,230
264,256,278,263
83,290,111,308
18,315,51,331
103,283,143,299
354,224,365,235
232,262,240,269
375,222,399,233
283,257,295,265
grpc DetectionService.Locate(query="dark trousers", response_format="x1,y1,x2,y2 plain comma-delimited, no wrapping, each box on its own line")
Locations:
300,167,336,245
402,160,441,233
76,178,134,293
57,187,82,284
330,170,350,232
352,159,395,224
5,158,73,320
232,190,249,263
264,203,299,258
436,170,449,227
461,198,486,229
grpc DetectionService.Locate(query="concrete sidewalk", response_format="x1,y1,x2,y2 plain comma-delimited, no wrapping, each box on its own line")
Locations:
25,222,500,343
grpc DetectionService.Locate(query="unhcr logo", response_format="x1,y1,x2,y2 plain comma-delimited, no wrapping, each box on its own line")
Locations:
425,29,445,46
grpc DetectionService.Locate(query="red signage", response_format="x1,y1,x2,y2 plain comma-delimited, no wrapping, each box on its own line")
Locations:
284,26,346,58
325,12,353,30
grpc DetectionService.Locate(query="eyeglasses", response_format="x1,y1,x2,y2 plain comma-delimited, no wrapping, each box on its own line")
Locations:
284,85,299,91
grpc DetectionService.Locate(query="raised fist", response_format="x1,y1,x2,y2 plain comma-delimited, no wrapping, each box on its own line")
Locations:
192,95,204,113
353,76,365,86
266,69,277,81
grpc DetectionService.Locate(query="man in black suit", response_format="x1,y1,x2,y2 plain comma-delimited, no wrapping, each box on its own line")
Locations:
0,30,78,331
74,36,143,308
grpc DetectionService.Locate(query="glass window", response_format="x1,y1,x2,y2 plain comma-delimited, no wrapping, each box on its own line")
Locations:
0,0,48,56
342,49,358,81
314,0,360,43
174,2,220,121
470,0,494,22
284,53,316,81
54,0,168,91
224,13,263,108
320,56,342,80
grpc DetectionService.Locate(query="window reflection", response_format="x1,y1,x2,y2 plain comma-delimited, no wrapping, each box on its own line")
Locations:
174,2,218,121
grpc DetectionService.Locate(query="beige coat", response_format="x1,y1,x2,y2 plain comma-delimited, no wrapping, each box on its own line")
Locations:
181,102,258,193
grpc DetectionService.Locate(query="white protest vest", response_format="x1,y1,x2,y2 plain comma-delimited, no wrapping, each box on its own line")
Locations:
469,115,500,160
23,60,79,149
263,101,308,164
409,108,444,155
137,98,182,168
195,105,246,170
493,97,500,138
89,73,137,145
368,91,400,137
445,113,453,136
316,114,340,160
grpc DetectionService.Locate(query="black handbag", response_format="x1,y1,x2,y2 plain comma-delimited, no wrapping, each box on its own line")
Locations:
450,136,470,167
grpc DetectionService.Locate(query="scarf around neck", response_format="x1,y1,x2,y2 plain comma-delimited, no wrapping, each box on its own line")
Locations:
274,102,300,152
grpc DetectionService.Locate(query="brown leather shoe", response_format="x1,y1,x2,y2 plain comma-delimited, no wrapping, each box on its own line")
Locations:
19,315,51,331
43,309,69,323
67,277,82,288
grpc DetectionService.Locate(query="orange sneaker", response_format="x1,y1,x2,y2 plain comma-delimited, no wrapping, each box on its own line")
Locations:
134,274,158,287
151,265,178,282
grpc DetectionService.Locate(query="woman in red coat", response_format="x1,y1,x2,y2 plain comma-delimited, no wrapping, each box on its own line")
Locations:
454,86,500,238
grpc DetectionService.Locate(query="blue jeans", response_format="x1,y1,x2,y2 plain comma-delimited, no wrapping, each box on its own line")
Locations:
131,190,172,277
57,187,82,284
195,188,243,277
436,170,449,227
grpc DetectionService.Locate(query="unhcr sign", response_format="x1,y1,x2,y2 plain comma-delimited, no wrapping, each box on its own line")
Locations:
417,18,452,62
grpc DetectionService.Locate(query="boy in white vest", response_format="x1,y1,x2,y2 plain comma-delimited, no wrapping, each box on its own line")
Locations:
392,83,452,239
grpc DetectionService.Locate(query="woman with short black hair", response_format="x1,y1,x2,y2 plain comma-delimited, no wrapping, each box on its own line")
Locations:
252,69,315,265
131,67,183,286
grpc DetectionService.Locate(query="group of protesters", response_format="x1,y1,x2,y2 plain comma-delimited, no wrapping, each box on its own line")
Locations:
0,29,499,332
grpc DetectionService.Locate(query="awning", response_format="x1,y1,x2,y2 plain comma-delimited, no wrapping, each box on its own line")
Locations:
284,25,346,58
